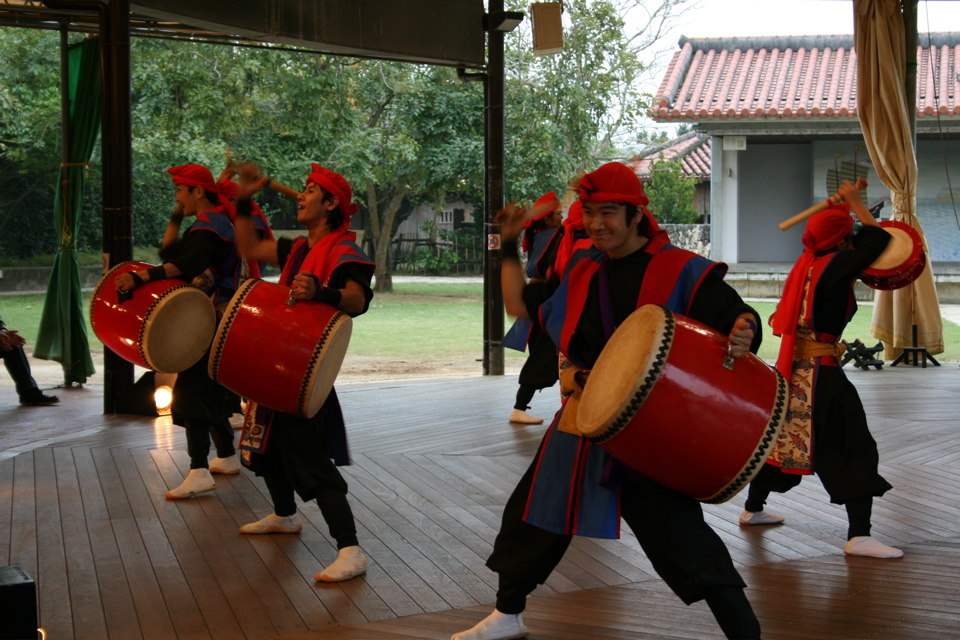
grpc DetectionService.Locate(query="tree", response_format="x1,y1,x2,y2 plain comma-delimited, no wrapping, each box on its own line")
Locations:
0,28,69,260
335,62,484,292
644,154,699,223
0,0,695,267
499,0,697,202
128,39,358,241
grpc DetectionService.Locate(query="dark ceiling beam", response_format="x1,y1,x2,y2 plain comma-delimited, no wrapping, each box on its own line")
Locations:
130,0,485,67
2,0,487,68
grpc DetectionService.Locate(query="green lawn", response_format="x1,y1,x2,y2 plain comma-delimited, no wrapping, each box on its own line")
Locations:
743,301,960,362
2,282,958,364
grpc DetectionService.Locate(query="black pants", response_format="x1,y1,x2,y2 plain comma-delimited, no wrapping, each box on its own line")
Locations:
744,463,875,539
1,345,38,397
486,460,761,640
513,384,539,411
514,327,558,411
171,353,235,469
253,409,358,549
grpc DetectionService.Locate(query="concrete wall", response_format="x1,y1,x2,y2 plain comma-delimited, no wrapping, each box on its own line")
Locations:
738,143,812,262
730,138,960,264
724,270,960,304
0,266,105,293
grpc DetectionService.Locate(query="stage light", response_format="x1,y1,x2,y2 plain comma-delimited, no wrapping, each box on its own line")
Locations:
154,385,173,415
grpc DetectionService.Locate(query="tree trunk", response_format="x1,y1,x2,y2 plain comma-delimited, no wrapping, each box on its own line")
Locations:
366,179,406,293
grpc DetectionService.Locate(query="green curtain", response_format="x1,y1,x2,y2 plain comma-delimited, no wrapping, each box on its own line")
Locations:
34,36,101,385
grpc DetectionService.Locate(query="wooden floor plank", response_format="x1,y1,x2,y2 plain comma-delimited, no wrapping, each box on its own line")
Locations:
0,457,14,566
86,518,145,640
10,453,38,581
2,368,960,639
346,458,499,596
137,449,247,640
33,448,73,639
54,447,101,639
60,518,108,640
338,480,478,611
112,512,179,640
152,450,280,640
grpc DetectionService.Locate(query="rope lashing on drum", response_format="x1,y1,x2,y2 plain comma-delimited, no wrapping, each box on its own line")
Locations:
557,365,590,435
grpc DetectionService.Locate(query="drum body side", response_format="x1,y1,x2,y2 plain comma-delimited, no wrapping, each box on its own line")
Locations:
91,261,215,373
91,261,153,369
212,280,348,418
589,313,785,502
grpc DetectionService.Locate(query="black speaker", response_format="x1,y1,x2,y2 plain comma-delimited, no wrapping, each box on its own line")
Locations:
0,565,38,640
116,370,160,416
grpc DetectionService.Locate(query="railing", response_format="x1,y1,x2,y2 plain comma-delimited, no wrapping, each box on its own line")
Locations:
391,233,484,275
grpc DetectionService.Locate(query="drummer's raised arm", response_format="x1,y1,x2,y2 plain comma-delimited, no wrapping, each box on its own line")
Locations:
234,162,280,266
161,203,186,250
839,180,880,227
235,203,279,266
498,203,531,319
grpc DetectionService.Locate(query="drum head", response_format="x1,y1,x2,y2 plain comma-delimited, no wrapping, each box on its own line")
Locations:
577,304,669,439
301,315,353,418
860,220,926,290
142,287,217,373
871,223,921,270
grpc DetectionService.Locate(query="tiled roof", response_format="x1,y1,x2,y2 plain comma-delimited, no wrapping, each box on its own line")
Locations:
625,131,711,180
652,33,960,122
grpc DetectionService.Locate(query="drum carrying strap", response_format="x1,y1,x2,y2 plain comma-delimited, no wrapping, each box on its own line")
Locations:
556,259,617,435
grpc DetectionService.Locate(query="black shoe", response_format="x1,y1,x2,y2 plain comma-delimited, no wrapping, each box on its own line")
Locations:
19,389,59,406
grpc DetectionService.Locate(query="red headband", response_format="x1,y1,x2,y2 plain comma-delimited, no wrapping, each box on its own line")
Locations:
527,191,560,226
168,164,218,193
803,205,854,251
217,179,239,199
307,163,359,220
564,200,583,231
579,162,649,207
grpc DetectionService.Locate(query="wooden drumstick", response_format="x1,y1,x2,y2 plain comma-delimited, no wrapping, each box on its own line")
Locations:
266,178,300,200
778,177,867,231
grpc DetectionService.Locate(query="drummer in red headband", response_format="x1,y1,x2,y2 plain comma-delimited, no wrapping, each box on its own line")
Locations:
116,163,263,501
231,162,375,584
453,162,764,640
737,180,902,559
503,190,563,426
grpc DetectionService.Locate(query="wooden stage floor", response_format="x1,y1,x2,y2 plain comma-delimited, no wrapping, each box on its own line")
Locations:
1,364,958,640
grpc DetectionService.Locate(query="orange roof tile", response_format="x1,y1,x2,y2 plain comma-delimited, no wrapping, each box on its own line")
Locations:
651,33,960,122
625,131,711,180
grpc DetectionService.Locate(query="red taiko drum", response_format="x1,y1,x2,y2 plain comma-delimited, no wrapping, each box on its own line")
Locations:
208,279,352,418
576,305,787,503
859,220,926,290
90,261,217,373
